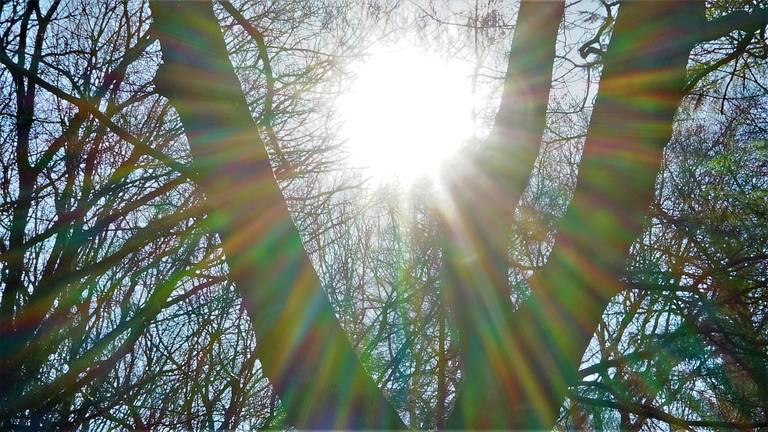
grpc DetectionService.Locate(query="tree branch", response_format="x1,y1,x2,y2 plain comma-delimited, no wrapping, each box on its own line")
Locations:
698,7,768,43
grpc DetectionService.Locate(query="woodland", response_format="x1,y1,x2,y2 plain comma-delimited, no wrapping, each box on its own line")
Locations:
1,0,768,430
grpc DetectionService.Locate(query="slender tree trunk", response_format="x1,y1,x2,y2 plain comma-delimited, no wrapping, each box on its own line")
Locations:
461,2,704,428
435,303,447,428
441,0,565,427
0,1,58,417
149,2,403,429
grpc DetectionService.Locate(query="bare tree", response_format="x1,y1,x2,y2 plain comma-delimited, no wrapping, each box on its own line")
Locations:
2,0,768,430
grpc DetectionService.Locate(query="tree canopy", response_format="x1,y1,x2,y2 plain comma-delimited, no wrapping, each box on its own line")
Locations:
1,0,768,430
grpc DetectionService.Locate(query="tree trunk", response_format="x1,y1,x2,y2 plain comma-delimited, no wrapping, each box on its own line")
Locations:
466,1,704,428
149,2,403,429
441,0,565,427
0,1,58,417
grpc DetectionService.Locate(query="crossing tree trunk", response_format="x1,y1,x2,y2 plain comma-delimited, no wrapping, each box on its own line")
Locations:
149,2,404,429
455,2,705,428
441,0,565,427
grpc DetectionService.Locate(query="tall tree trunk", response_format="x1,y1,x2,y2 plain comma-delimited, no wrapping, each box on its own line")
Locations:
0,1,58,417
149,2,403,429
441,0,565,427
460,1,704,428
434,302,448,428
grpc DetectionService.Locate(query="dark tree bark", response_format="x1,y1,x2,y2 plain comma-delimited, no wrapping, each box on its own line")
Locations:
148,0,728,430
458,1,705,428
0,0,60,416
149,2,404,429
440,0,565,427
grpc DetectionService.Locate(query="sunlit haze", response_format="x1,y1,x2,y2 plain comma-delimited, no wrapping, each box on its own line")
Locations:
337,43,475,186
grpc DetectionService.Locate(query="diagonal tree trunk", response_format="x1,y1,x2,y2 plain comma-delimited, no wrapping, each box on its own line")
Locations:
150,0,716,430
463,1,705,428
440,0,565,427
149,2,404,429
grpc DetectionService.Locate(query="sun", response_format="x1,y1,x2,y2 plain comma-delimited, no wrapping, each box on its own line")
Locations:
336,42,475,187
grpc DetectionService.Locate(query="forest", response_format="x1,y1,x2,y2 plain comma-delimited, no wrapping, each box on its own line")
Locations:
1,0,768,430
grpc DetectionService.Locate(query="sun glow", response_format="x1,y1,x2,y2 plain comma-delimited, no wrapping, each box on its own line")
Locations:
337,43,475,186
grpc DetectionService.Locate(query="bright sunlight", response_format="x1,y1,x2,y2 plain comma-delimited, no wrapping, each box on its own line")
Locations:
337,43,475,186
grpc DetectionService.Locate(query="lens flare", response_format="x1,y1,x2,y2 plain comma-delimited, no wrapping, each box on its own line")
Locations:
337,42,475,187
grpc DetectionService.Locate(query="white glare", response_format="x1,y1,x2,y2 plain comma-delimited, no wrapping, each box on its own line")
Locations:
337,43,475,187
